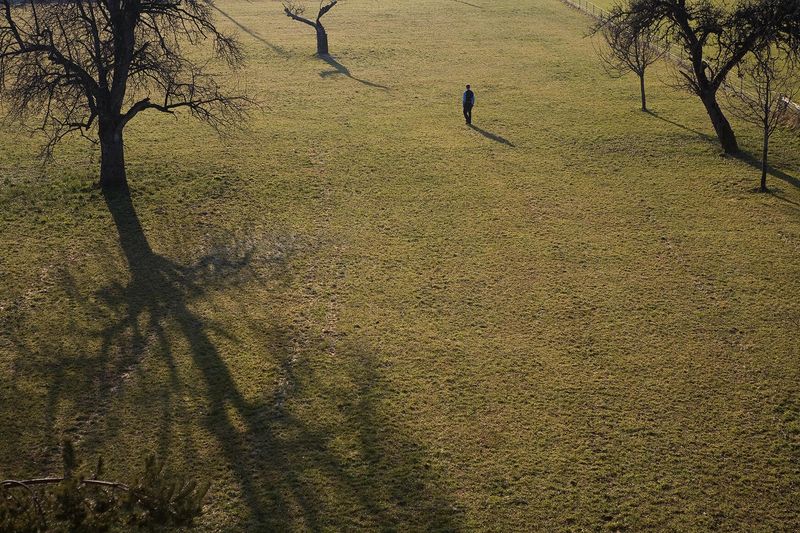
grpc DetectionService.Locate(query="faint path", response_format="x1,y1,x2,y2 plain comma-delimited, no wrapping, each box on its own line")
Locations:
275,146,344,412
307,146,346,359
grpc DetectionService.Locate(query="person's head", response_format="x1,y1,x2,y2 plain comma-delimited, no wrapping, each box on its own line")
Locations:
466,84,471,90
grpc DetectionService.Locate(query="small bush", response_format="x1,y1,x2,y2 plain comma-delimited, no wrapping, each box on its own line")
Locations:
0,441,209,532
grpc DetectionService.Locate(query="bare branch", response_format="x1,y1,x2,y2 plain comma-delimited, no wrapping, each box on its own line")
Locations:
724,46,800,190
317,0,338,22
608,0,800,153
283,2,317,27
0,0,251,187
593,8,666,110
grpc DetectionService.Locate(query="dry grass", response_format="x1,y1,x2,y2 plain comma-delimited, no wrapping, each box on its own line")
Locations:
1,0,799,530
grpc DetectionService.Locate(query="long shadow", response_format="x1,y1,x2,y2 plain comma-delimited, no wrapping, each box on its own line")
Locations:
230,320,464,530
770,191,800,207
2,187,257,472
97,187,273,518
733,151,800,190
645,111,800,190
468,124,515,146
211,4,291,57
319,55,390,90
94,189,306,526
644,110,717,144
451,0,484,8
12,188,461,530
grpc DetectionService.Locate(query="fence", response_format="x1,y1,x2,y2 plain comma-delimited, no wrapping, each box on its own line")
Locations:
561,0,695,70
561,0,607,19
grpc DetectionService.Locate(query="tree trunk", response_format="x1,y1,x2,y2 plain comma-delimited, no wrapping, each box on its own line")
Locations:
761,119,769,192
700,90,739,154
99,120,127,189
316,24,329,55
639,72,647,112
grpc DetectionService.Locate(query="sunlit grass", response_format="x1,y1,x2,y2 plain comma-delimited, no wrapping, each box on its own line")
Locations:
1,0,799,530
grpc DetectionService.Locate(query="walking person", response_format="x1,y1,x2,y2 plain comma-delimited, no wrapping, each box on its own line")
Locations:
462,84,475,125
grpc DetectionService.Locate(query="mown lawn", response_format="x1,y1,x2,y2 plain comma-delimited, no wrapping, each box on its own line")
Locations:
1,0,799,530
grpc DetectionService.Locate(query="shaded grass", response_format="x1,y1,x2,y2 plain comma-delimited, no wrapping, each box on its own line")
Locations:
1,0,799,530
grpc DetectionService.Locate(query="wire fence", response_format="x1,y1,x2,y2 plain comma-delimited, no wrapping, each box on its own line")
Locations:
561,0,698,75
559,0,800,122
562,0,608,18
561,0,607,19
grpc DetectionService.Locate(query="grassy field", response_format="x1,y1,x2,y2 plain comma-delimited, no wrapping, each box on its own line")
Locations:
1,0,799,530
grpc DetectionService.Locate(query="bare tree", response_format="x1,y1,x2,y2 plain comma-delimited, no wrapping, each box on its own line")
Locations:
594,9,666,112
608,0,800,154
726,48,799,192
283,0,338,55
0,0,250,189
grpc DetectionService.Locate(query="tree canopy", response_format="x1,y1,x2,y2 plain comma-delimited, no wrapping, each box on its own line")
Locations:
0,0,250,188
608,0,800,153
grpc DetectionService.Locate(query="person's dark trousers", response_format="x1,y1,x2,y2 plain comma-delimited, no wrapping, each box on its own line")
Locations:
463,104,473,124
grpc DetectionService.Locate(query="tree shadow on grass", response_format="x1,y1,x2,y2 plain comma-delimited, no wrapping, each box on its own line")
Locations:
769,191,800,207
5,188,461,530
1,186,260,471
468,124,515,146
95,187,276,520
102,190,461,529
644,110,717,144
732,151,800,191
318,55,390,90
229,329,464,530
210,4,291,57
451,0,484,8
646,110,800,192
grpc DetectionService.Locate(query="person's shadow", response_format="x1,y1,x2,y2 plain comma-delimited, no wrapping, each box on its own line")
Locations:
468,124,515,147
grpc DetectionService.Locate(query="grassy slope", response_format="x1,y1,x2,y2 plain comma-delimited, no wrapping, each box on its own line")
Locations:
1,0,799,530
